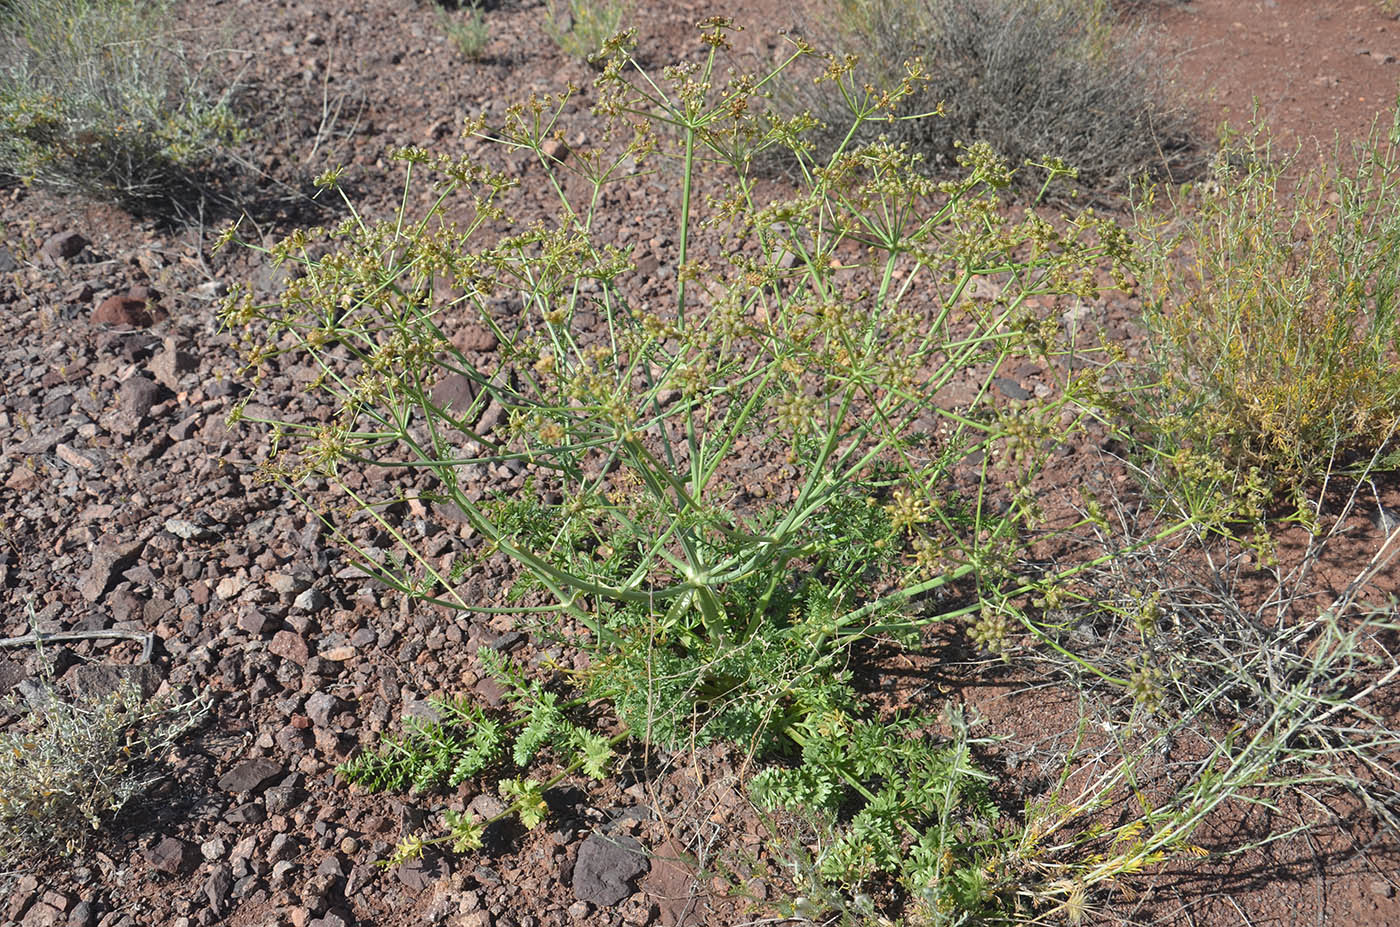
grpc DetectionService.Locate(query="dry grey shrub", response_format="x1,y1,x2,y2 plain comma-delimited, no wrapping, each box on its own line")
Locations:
773,0,1198,194
0,664,207,862
1025,472,1400,835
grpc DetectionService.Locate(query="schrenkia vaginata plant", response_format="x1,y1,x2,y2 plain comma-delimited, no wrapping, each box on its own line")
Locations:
220,20,1188,920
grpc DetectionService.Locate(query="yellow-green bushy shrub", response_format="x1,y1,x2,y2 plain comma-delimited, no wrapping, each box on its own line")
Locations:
0,0,242,212
1133,106,1400,518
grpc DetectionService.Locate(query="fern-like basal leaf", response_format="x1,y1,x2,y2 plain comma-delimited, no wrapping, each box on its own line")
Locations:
449,718,505,786
849,788,906,871
448,753,480,788
570,727,614,780
334,755,373,788
512,692,561,765
748,767,786,810
443,808,485,853
337,734,420,791
944,858,992,916
819,834,876,885
906,828,946,890
339,712,493,793
750,763,840,811
478,646,528,694
410,723,460,791
434,695,487,727
804,487,900,580
499,776,549,829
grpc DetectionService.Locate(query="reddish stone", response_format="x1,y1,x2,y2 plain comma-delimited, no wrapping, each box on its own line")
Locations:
92,296,152,328
18,901,61,927
270,630,310,665
542,138,569,161
144,836,194,875
452,323,499,353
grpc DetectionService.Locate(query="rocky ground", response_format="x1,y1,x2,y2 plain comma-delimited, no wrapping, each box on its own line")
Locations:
2,1,1400,926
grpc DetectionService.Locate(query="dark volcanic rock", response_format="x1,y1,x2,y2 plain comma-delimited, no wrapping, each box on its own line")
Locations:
150,340,197,391
67,664,161,700
67,900,96,927
40,231,88,263
452,324,499,353
203,864,233,916
117,375,166,420
429,372,479,413
79,539,143,602
394,850,448,892
305,690,341,728
572,834,649,907
217,758,284,794
264,785,302,815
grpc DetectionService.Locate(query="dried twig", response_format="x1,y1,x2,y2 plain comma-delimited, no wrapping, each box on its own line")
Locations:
0,630,156,665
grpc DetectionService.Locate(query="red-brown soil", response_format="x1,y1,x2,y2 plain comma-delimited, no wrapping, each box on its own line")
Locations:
1,1,1398,926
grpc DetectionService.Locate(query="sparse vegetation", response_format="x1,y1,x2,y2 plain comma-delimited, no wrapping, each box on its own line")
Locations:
225,22,1146,918
0,0,1394,921
542,0,632,65
438,2,491,60
973,464,1400,918
0,0,243,213
207,13,1400,927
